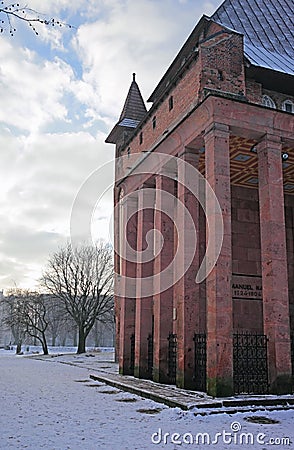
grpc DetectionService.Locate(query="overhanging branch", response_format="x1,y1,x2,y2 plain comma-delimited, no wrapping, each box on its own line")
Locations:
0,2,74,36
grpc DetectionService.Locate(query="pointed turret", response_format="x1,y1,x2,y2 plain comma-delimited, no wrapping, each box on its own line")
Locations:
105,73,147,145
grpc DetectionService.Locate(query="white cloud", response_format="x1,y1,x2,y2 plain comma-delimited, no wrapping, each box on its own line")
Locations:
0,0,223,289
0,41,74,133
73,0,221,120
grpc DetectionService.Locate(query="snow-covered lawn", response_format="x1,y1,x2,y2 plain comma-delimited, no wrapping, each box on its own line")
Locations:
0,350,293,450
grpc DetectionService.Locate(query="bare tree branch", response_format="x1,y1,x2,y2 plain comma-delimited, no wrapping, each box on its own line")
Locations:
0,2,74,36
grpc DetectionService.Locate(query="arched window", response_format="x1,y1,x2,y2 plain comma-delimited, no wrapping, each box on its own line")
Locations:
262,95,276,109
282,99,294,113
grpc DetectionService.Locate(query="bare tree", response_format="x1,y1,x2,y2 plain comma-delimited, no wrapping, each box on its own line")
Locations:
58,315,77,347
0,1,73,36
21,292,50,355
90,313,115,347
41,242,114,354
3,289,50,354
44,295,67,346
2,289,27,354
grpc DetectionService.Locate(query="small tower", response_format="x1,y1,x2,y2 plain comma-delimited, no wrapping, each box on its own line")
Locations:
105,73,147,154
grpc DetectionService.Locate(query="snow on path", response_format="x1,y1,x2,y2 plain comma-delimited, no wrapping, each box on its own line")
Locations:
0,354,293,450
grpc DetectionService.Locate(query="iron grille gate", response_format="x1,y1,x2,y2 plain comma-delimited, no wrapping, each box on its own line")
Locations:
291,334,294,378
233,333,269,394
167,333,177,383
130,333,135,374
193,333,207,392
147,333,153,377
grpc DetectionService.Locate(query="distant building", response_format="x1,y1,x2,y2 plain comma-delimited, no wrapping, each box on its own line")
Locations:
106,0,294,396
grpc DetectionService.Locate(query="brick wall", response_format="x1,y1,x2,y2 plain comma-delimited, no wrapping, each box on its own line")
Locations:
120,23,246,157
232,186,261,276
231,186,263,332
130,57,202,154
199,31,245,99
245,79,262,104
231,186,294,333
119,21,293,161
285,194,294,332
244,81,294,109
262,88,294,110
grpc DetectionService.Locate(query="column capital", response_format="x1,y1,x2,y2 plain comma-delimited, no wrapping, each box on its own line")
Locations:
204,122,230,140
120,191,138,211
157,164,177,179
256,134,282,152
137,186,155,209
142,178,156,189
177,147,200,159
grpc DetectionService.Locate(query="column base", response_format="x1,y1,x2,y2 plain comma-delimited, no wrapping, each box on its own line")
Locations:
134,365,152,380
207,377,234,397
176,370,196,391
119,364,134,376
269,374,293,395
152,367,173,384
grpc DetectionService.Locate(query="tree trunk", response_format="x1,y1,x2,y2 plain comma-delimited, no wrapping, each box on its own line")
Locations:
77,327,86,353
73,327,78,346
52,334,56,346
94,320,100,347
41,333,49,355
16,341,22,354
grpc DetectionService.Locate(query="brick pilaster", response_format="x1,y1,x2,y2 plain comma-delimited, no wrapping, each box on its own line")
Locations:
153,169,176,383
175,149,201,389
257,134,292,394
134,185,155,378
204,122,233,397
118,192,137,375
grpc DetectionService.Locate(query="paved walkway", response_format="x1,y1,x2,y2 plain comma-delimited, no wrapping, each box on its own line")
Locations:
32,352,294,415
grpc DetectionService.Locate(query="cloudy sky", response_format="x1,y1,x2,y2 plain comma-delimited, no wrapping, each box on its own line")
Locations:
0,0,223,290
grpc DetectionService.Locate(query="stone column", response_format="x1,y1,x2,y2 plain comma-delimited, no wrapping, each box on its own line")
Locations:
134,183,155,379
153,168,176,383
118,191,138,375
113,187,121,363
175,149,201,389
257,134,292,393
204,122,233,397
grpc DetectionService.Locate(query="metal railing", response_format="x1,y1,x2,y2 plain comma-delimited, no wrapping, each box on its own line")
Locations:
233,332,269,394
147,332,153,378
193,333,207,392
129,333,135,374
167,333,177,384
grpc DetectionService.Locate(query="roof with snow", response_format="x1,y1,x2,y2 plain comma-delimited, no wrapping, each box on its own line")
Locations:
211,0,294,75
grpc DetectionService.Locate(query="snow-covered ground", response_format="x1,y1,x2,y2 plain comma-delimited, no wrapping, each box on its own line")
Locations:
0,349,293,450
1,345,114,355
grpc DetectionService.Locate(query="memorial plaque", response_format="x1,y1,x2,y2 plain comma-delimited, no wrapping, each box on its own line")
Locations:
232,275,262,300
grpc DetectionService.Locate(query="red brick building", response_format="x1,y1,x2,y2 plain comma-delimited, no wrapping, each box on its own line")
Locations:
106,0,294,396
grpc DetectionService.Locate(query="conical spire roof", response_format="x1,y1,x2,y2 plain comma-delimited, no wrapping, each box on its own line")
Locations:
105,73,147,144
119,73,147,122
